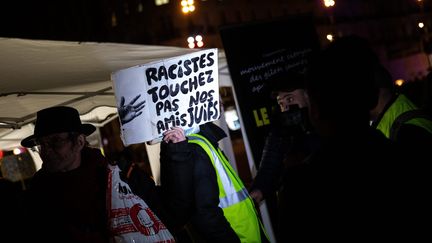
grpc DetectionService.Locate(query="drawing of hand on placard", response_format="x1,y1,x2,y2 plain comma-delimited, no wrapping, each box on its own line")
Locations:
118,94,146,125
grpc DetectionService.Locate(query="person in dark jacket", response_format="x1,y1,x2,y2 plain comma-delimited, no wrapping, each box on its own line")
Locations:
19,106,171,243
159,122,267,242
281,35,425,241
19,106,110,243
370,64,432,161
248,72,320,242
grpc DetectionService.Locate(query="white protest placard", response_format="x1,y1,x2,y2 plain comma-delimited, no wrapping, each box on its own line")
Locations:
111,48,220,146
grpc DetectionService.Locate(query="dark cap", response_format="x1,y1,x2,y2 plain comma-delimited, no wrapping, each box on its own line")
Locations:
266,71,305,98
21,106,96,147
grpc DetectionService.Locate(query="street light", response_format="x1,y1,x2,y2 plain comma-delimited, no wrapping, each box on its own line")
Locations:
187,35,204,49
416,0,431,68
181,0,195,14
323,0,335,23
323,0,335,8
419,22,425,29
323,0,337,39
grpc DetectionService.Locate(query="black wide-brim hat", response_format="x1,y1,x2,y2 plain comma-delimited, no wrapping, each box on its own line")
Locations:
21,106,96,148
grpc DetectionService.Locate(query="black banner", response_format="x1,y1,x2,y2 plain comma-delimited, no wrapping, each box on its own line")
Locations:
220,16,320,167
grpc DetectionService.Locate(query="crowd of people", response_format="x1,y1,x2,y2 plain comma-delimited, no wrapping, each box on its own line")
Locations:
1,34,431,242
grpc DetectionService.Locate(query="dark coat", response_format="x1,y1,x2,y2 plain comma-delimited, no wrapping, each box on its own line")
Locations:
249,108,320,241
250,108,320,198
22,147,109,243
371,93,432,164
280,127,423,241
160,122,240,243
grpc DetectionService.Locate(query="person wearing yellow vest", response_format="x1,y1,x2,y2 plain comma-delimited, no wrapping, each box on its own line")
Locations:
160,123,268,243
370,65,432,160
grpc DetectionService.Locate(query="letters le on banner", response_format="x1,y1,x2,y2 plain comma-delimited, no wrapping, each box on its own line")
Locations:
111,48,220,146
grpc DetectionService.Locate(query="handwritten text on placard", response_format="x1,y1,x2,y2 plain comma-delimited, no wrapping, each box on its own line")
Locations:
112,48,220,145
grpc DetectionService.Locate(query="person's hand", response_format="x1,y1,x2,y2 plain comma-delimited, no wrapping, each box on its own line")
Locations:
119,95,146,125
163,127,186,144
249,189,264,204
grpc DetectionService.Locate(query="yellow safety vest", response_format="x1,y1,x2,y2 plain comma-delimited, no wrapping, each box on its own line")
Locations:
188,133,268,243
375,94,432,140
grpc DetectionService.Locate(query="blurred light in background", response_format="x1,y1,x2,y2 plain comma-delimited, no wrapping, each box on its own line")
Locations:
13,147,23,155
155,0,169,6
187,35,204,48
395,79,405,86
181,0,195,13
224,108,241,131
418,22,425,29
323,0,335,8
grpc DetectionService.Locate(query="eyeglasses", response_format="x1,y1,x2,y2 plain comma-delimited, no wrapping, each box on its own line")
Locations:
35,133,74,150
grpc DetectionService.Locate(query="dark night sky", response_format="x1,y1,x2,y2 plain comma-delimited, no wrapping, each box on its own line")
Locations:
0,0,428,44
0,1,109,42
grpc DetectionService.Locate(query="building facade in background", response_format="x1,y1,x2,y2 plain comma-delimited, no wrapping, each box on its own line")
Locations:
2,0,431,82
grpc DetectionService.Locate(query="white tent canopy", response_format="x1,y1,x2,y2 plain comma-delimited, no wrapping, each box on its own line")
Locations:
0,37,231,148
0,36,237,181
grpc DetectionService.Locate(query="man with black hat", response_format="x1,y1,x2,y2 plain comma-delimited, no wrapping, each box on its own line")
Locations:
20,106,110,242
248,72,320,242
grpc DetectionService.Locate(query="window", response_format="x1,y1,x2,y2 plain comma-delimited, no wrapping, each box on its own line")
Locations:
155,0,169,6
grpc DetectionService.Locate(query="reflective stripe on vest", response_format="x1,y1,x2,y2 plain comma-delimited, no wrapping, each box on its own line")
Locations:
188,134,246,208
188,133,267,242
376,94,432,139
